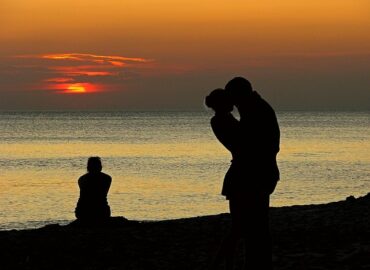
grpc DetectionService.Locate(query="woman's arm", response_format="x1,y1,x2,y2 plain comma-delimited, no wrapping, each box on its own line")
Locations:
211,116,240,153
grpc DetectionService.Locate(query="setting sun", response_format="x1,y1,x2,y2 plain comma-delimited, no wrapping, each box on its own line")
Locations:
67,84,86,93
51,82,98,94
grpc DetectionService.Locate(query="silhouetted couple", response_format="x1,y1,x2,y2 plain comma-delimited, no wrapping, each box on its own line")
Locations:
206,77,280,270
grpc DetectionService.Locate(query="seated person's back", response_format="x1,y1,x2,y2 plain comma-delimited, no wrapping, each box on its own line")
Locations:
75,157,112,222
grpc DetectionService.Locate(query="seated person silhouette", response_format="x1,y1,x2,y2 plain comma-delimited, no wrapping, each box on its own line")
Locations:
75,157,112,224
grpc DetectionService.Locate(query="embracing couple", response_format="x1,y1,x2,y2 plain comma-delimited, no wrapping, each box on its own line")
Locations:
206,77,280,270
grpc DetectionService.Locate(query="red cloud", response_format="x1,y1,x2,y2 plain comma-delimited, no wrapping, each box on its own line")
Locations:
41,53,150,65
49,66,117,76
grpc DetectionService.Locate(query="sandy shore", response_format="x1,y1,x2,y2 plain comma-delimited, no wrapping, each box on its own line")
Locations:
1,194,369,270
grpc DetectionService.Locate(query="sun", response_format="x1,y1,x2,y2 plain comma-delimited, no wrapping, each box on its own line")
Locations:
67,84,86,93
45,81,99,94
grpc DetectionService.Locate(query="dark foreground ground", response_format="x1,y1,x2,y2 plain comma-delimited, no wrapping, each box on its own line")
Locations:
1,194,370,270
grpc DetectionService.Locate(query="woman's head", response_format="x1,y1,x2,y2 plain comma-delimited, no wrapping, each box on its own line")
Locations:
205,88,233,113
87,157,102,173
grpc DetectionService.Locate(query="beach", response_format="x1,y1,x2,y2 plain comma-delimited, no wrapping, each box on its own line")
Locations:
1,193,369,270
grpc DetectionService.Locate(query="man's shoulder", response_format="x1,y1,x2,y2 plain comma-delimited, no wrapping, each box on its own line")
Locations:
252,92,274,111
253,96,277,121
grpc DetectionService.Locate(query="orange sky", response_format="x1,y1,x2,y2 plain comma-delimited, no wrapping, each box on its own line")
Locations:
1,0,369,109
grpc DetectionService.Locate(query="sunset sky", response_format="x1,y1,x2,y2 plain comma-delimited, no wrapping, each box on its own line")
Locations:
1,0,369,110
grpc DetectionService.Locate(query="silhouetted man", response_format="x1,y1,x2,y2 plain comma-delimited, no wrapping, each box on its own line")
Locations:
75,157,112,224
225,77,280,269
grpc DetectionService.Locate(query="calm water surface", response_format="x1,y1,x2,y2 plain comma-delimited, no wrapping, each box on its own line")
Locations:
0,111,369,230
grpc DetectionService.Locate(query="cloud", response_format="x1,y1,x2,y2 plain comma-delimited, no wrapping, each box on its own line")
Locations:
48,66,117,77
13,53,153,94
40,53,150,64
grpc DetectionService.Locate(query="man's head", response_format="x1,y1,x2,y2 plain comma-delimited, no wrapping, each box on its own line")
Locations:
225,77,253,106
87,157,102,173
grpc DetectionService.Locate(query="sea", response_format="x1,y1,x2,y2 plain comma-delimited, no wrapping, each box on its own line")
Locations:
0,111,369,230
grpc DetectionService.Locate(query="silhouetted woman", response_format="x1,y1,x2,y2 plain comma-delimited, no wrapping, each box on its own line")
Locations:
205,89,242,269
75,157,112,224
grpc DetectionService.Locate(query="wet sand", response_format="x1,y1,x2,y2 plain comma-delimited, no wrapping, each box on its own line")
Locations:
0,193,369,270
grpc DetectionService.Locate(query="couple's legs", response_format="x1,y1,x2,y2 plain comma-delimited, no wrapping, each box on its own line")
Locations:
215,192,272,270
212,200,240,270
214,230,238,270
242,193,272,270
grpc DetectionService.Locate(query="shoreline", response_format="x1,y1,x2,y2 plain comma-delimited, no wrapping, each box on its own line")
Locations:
0,194,369,269
1,194,368,232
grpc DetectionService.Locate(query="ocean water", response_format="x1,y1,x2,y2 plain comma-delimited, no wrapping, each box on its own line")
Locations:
0,111,369,230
